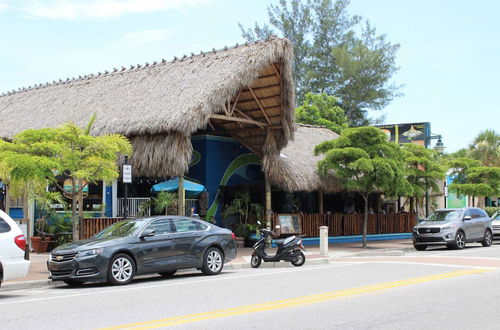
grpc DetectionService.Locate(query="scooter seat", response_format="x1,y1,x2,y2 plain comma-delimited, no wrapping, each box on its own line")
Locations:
275,236,296,247
274,239,286,247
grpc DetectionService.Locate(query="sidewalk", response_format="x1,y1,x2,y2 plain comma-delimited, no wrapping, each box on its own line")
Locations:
2,239,413,291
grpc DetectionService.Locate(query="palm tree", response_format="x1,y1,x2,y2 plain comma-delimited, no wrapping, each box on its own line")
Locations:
469,129,500,167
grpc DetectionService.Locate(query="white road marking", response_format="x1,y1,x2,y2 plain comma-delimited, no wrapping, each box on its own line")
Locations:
0,263,355,306
346,260,499,270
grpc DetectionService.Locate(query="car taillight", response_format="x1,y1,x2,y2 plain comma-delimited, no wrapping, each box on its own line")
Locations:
231,232,236,240
14,235,26,251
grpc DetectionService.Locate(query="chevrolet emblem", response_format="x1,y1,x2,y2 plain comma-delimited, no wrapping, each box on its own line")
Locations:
55,256,64,261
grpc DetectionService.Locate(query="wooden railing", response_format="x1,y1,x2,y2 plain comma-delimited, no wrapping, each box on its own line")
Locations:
272,213,416,238
78,212,416,240
80,217,123,240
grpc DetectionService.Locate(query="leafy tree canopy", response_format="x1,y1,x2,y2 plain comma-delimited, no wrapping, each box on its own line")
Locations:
295,93,348,133
0,118,132,240
314,126,411,247
239,0,401,125
401,144,446,199
468,129,500,167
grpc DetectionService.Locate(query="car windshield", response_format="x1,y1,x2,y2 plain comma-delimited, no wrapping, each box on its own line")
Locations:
94,220,143,238
492,212,500,220
426,210,462,222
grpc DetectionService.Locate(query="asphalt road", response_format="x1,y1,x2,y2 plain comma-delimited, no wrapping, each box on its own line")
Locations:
2,243,500,330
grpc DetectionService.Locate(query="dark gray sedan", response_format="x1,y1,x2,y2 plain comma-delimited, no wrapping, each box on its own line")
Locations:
47,216,237,286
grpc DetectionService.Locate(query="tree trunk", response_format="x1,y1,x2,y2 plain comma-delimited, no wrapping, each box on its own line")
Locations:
71,177,79,241
362,194,368,248
410,197,415,213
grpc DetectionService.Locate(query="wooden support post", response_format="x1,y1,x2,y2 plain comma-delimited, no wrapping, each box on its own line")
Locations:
265,175,272,231
318,189,324,214
178,176,185,216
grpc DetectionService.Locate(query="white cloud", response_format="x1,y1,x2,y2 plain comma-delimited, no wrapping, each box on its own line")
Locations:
0,1,9,12
121,29,173,44
19,0,213,20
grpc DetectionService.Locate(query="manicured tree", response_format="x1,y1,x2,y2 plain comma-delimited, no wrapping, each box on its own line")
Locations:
296,93,348,134
449,158,500,207
402,144,446,215
315,127,412,247
0,117,132,241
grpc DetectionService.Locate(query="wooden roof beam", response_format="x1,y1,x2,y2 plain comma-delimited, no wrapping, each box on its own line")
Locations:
248,85,272,125
210,114,268,128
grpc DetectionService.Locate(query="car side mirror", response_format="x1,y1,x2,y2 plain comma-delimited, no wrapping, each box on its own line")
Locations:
140,229,156,239
463,216,472,221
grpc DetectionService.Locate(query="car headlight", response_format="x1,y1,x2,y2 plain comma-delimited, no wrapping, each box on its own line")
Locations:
442,225,456,231
412,226,417,232
78,248,104,257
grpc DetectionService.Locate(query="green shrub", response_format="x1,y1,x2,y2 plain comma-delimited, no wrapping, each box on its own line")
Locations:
485,207,500,217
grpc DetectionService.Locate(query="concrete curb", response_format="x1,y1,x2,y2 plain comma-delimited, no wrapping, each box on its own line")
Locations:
2,279,63,292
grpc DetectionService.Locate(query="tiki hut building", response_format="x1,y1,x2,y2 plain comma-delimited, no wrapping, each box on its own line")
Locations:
0,37,340,227
0,37,294,178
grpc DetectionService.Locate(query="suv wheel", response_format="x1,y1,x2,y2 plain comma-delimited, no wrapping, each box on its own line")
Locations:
453,231,466,249
481,230,493,247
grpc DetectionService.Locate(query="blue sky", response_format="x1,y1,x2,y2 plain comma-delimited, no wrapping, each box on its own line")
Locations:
0,0,498,152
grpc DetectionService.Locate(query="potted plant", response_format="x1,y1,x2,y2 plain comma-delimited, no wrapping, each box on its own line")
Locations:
34,192,67,252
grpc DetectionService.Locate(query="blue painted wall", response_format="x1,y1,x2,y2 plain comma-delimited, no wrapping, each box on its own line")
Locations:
189,136,262,224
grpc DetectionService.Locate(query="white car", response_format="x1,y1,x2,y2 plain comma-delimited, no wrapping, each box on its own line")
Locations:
0,210,30,286
492,211,500,240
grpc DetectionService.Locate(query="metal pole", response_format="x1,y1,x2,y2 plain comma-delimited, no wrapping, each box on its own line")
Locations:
178,176,185,216
123,156,128,219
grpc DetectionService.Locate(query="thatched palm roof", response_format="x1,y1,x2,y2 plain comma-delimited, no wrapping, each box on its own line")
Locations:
0,37,295,177
264,124,341,193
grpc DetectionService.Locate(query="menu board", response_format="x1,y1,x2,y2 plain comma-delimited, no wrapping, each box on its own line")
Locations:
277,214,302,234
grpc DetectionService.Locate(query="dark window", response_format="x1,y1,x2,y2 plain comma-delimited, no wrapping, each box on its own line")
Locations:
195,221,208,231
174,219,197,233
475,209,488,218
470,209,484,219
0,216,11,233
146,219,174,235
464,209,472,218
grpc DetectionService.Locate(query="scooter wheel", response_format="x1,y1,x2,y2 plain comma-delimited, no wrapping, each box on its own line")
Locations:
250,254,262,268
291,252,306,267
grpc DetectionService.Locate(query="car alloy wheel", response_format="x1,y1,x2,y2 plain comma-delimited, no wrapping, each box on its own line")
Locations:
202,247,224,275
482,230,493,247
455,231,466,249
108,254,135,285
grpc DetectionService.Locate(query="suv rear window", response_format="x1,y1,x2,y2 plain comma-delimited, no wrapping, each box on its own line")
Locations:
0,216,11,233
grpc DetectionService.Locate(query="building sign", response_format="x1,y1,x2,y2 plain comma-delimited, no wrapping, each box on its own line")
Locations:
375,122,431,147
63,179,89,199
123,164,132,183
277,214,302,234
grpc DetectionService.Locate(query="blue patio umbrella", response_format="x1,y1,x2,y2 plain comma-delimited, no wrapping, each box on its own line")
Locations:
151,177,205,198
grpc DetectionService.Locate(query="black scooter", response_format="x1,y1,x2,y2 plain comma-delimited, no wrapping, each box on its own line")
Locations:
250,226,306,268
